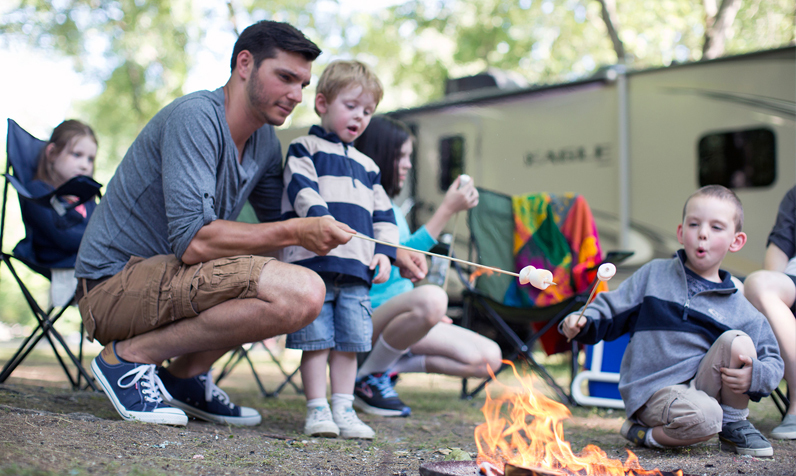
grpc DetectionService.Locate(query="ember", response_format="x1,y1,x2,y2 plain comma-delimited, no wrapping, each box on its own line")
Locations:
473,362,682,476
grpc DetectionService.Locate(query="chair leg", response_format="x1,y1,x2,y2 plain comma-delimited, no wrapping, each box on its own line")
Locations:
772,387,791,418
215,346,247,384
214,343,303,398
264,344,303,396
1,257,97,391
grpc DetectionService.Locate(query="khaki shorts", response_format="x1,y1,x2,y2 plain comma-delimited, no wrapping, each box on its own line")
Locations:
634,330,747,440
77,255,273,345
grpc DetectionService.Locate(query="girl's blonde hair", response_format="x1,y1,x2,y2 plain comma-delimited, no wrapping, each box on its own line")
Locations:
315,60,383,116
35,120,97,186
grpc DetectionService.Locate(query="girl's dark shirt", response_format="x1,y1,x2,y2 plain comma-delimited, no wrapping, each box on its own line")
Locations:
13,179,97,268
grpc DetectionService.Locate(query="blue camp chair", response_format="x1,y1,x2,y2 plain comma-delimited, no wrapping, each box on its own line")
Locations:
0,119,101,390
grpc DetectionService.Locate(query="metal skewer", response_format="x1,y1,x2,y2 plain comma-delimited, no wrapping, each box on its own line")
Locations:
349,232,520,278
566,279,602,342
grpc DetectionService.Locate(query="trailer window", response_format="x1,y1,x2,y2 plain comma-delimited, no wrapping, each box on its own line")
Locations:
439,135,465,192
698,128,776,189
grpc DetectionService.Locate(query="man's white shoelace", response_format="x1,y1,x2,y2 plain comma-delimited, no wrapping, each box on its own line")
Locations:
117,364,172,404
198,371,235,409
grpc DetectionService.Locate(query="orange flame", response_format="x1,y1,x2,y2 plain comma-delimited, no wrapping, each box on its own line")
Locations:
470,267,496,285
475,362,682,476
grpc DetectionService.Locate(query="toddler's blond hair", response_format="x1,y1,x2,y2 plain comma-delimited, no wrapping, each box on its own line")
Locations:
315,60,383,116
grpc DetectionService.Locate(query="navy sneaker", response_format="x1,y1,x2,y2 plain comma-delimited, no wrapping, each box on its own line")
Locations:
157,367,262,426
354,372,411,417
91,343,187,426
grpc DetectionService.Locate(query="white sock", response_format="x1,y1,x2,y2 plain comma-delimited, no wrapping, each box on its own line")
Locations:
306,398,328,411
391,354,427,374
721,404,749,426
331,393,355,414
645,430,665,449
356,334,407,380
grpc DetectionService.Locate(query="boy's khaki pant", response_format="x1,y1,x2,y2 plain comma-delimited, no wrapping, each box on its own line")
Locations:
633,330,747,441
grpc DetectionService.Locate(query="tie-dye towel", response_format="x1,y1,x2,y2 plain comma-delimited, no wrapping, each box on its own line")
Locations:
504,193,607,355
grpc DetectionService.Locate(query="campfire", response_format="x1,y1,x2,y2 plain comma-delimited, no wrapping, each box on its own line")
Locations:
420,362,690,476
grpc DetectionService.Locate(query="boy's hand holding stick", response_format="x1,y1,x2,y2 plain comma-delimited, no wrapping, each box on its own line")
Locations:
564,263,616,342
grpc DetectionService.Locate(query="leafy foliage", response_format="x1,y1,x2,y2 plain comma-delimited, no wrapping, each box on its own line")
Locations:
0,1,793,325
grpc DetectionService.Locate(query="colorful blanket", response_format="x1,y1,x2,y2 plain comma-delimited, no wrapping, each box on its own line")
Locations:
504,193,607,355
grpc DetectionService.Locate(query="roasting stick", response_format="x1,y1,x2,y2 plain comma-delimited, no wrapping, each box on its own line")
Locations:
566,263,616,342
350,232,521,278
442,174,471,292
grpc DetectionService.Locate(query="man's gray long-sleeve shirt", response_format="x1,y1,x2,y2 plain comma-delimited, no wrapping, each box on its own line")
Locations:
76,88,283,279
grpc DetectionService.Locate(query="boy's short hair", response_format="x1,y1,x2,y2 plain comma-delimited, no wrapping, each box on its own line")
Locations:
682,185,744,232
230,20,321,73
315,60,383,115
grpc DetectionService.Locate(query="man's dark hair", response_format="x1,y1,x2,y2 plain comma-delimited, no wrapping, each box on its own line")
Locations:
230,21,321,72
354,115,413,198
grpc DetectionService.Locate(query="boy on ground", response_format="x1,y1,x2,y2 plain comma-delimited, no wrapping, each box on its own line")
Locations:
560,185,783,456
281,60,398,439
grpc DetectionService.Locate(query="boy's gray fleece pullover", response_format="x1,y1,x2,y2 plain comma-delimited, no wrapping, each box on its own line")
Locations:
572,250,784,418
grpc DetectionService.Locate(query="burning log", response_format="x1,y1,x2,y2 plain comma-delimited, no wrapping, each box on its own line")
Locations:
417,461,693,476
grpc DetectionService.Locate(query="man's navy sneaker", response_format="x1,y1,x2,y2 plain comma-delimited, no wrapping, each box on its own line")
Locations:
354,372,411,417
91,343,187,426
157,367,262,426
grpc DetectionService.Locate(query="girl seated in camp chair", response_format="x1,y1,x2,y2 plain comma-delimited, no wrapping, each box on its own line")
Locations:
352,115,502,417
14,120,98,306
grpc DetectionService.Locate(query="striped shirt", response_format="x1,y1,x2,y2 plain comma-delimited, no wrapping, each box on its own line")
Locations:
280,125,398,283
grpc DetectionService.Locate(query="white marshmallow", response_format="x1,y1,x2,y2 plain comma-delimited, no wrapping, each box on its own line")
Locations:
519,265,554,290
459,174,471,188
597,263,616,281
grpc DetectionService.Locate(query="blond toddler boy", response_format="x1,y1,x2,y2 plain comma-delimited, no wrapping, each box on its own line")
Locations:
281,60,398,439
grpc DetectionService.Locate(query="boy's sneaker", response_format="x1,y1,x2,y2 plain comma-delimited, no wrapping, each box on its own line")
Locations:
333,406,375,439
719,420,773,457
157,368,261,426
354,372,411,417
304,405,340,437
620,419,651,446
91,346,187,426
771,414,796,440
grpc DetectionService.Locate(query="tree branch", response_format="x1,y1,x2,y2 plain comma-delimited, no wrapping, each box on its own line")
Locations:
227,0,239,37
596,0,626,63
702,0,742,59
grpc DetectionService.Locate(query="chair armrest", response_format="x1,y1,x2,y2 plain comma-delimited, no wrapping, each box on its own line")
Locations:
602,250,635,266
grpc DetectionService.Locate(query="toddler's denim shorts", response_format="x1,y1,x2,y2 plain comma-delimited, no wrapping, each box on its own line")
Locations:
286,274,373,352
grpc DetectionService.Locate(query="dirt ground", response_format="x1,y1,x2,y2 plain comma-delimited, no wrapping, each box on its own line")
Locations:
1,345,794,476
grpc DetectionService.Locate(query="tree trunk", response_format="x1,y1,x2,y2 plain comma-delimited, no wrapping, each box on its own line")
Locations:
702,0,742,59
596,0,626,63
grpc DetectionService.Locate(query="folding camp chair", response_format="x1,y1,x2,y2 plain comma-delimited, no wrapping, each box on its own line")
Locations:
454,188,631,404
214,340,303,398
0,119,101,390
570,336,628,409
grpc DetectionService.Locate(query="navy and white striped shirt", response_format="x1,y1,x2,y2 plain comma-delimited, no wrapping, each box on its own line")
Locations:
280,126,398,284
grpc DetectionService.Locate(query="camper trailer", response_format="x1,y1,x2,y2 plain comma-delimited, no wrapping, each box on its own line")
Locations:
277,46,795,283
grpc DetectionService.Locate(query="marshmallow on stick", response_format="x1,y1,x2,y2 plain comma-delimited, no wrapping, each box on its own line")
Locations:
566,262,618,342
518,265,555,290
597,263,616,281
